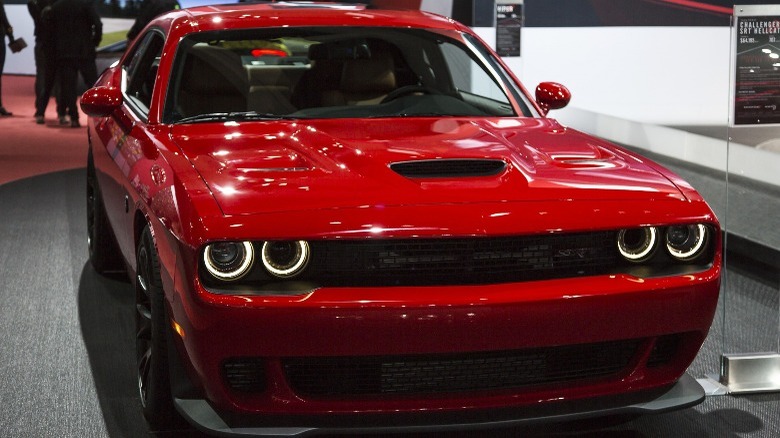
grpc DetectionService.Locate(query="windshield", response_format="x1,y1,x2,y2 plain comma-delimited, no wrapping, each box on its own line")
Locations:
164,27,534,124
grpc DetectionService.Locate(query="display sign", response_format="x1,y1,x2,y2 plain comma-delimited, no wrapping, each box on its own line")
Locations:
496,3,523,57
734,15,780,125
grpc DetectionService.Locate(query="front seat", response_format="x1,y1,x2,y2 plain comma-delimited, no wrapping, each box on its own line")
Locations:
177,45,248,117
322,53,397,106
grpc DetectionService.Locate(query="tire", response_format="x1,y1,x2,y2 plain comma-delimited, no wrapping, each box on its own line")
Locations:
86,149,123,274
135,225,179,430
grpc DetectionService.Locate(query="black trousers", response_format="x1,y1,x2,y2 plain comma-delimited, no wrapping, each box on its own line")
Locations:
59,57,98,119
34,44,65,117
0,39,5,108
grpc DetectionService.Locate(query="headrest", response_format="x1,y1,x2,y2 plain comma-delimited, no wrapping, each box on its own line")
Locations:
308,43,330,61
340,54,396,93
182,45,247,94
308,41,371,61
246,66,291,87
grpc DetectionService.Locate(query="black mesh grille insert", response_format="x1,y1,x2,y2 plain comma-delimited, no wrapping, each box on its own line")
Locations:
223,358,267,393
306,231,617,286
283,339,641,397
646,334,681,368
390,159,506,178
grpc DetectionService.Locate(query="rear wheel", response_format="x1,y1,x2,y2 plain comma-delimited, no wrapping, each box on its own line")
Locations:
135,225,179,430
86,149,122,274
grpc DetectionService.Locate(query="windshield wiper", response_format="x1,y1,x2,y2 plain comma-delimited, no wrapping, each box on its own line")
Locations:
380,113,461,118
176,111,292,124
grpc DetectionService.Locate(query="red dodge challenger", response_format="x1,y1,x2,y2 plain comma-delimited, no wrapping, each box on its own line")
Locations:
81,2,721,435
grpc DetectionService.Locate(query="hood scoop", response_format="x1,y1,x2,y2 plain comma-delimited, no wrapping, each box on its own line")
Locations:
390,159,506,179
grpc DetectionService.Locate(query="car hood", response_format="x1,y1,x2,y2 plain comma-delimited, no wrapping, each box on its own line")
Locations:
170,117,686,217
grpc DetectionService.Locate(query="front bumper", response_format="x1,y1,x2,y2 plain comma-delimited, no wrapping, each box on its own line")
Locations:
174,373,705,437
167,263,720,415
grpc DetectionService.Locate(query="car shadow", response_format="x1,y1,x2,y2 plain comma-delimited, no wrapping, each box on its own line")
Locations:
77,262,207,437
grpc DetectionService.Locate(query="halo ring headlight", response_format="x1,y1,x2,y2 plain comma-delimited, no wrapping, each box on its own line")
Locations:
666,224,708,261
261,240,310,278
617,227,658,262
204,241,254,281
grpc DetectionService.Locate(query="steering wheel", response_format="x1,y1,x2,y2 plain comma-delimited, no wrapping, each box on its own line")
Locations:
381,85,439,104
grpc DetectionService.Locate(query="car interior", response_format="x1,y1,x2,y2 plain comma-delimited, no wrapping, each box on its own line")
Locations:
163,29,523,123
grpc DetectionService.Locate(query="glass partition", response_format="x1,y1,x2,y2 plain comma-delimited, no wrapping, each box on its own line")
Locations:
719,4,780,393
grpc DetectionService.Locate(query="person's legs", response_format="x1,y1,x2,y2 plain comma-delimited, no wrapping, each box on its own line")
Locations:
72,58,99,127
79,58,99,91
59,59,80,124
55,77,66,120
36,52,66,121
0,42,9,115
34,44,45,116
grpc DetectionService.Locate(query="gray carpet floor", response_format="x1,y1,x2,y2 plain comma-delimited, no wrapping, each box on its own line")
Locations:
0,168,777,437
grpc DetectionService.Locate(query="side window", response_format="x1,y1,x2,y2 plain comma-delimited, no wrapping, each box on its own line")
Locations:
124,32,165,116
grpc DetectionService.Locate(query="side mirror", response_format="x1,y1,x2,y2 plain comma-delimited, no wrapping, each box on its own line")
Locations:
535,82,571,116
80,86,123,117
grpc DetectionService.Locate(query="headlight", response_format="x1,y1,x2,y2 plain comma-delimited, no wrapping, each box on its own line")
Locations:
204,241,254,281
617,227,658,262
665,224,708,261
261,240,310,278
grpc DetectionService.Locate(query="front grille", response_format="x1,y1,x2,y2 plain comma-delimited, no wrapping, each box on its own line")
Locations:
390,159,506,178
223,358,267,392
646,334,681,368
283,339,641,397
306,231,617,286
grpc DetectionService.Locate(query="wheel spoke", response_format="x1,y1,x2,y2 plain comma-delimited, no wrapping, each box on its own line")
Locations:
136,240,155,409
136,304,152,339
137,347,152,406
137,273,148,295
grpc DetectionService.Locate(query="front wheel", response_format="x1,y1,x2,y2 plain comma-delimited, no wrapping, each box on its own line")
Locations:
135,225,179,430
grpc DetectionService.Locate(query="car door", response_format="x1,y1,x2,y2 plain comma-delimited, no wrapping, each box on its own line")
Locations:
93,31,166,265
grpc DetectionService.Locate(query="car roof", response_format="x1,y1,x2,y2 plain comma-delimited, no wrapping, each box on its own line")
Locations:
151,3,469,37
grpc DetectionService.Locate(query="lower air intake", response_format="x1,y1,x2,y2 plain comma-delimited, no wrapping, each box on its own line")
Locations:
283,339,641,397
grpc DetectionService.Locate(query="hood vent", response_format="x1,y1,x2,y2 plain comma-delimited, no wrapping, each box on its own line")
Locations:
390,159,506,179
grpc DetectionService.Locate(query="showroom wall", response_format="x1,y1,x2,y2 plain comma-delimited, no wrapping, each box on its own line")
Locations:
518,26,730,126
3,4,35,75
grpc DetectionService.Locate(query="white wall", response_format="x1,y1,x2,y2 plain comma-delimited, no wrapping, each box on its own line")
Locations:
477,25,733,127
4,5,36,75
511,26,780,188
519,26,731,126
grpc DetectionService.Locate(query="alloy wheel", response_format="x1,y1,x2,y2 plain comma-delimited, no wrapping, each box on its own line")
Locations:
135,245,153,408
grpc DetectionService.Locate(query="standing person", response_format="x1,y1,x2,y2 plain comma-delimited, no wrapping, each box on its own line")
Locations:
0,0,15,116
28,0,65,124
48,0,101,127
126,0,179,41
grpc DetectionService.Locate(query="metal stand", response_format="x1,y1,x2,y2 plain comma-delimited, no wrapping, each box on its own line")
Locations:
699,353,780,395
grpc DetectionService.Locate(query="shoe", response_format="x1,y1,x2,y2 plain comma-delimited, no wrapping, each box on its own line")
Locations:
71,119,81,128
35,115,44,124
0,107,12,116
59,116,69,125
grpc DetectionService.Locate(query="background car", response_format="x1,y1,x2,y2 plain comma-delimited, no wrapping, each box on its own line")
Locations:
81,2,721,435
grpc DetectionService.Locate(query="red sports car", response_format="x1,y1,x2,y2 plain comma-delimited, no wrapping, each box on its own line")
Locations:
81,2,721,435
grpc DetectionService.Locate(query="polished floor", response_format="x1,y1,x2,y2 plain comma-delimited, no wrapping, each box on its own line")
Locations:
0,75,778,437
